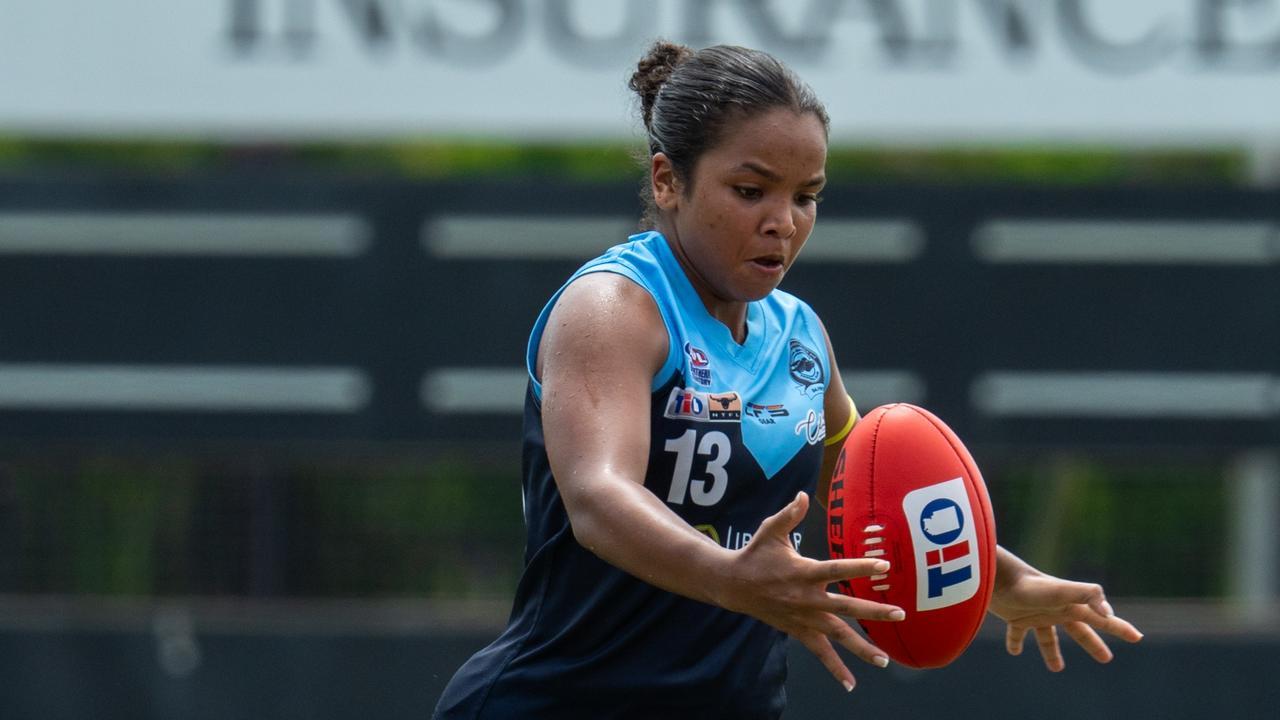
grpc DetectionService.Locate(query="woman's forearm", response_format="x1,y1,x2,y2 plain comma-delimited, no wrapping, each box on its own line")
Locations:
565,473,737,608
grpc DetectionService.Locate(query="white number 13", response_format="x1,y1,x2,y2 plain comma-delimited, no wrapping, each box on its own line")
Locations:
664,429,731,506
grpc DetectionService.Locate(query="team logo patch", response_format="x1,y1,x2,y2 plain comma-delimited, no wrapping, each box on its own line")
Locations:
902,478,981,611
664,388,741,423
745,402,789,425
788,339,825,397
684,342,712,386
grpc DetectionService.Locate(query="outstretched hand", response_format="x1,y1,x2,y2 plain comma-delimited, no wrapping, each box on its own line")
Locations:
717,491,904,691
988,550,1144,672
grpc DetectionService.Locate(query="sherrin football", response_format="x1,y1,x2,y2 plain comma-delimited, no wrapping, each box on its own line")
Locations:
827,403,997,669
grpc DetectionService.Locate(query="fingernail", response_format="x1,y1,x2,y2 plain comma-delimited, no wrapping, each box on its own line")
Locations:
842,680,854,692
888,609,906,621
874,656,889,668
873,560,890,573
1101,601,1115,617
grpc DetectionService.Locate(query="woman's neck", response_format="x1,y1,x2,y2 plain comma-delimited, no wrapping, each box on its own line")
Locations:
661,229,749,344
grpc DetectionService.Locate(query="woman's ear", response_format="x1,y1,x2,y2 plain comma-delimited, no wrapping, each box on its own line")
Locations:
651,152,680,212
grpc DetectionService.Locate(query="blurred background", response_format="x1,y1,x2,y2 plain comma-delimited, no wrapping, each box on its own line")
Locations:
1,1,1277,718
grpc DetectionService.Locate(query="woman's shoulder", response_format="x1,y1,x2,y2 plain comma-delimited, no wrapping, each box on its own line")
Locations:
576,230,666,278
540,269,669,380
761,285,822,325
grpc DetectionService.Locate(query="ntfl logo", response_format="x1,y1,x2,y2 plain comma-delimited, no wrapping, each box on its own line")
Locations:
901,478,980,611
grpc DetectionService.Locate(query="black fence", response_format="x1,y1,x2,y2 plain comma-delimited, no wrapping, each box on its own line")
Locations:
1,173,1276,450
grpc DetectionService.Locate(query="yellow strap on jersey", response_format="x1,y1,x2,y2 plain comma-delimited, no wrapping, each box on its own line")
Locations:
823,394,858,447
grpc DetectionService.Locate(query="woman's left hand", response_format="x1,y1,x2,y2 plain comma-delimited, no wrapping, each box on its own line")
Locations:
988,547,1144,672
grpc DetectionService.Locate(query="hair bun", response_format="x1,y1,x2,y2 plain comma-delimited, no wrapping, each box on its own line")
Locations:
628,40,694,129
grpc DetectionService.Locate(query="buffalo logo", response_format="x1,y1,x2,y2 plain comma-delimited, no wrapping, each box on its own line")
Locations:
684,342,712,386
901,478,981,611
788,340,824,396
706,392,742,421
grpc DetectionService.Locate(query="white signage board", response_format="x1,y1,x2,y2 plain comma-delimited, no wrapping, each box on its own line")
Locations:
2,0,1279,144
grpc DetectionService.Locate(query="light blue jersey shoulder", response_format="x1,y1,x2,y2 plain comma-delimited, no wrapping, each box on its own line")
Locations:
527,231,831,480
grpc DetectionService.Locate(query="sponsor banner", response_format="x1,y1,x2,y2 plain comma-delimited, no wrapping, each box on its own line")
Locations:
3,1,1280,142
902,477,981,611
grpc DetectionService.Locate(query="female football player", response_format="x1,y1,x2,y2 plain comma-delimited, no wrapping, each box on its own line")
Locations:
434,40,1142,720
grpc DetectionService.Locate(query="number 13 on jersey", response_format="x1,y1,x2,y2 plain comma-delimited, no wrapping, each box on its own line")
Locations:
664,429,731,506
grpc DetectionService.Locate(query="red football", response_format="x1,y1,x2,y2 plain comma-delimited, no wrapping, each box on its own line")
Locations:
827,403,997,669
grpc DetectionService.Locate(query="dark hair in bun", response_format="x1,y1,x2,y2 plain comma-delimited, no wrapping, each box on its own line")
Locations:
629,41,695,131
629,40,829,225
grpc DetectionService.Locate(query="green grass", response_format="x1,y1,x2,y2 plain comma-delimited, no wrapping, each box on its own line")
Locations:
990,454,1228,597
0,136,1248,186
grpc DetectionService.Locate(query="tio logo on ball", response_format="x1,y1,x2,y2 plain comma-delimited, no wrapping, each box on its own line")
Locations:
902,478,981,611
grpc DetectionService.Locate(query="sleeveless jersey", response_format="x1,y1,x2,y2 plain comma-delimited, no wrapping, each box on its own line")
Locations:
434,231,831,720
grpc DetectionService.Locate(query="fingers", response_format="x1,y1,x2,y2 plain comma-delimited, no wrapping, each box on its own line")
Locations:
1061,603,1145,644
796,632,856,692
1006,624,1030,656
795,613,892,693
1087,612,1145,644
1107,615,1144,643
821,615,891,669
1068,583,1127,636
1034,625,1064,672
1014,617,1124,670
1088,593,1115,619
757,491,809,540
1006,608,1143,671
810,557,891,585
1064,620,1113,664
822,592,906,623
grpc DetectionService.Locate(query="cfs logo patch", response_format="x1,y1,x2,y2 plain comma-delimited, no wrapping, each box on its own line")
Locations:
745,402,789,425
901,478,981,611
664,388,741,423
788,339,825,397
684,342,712,386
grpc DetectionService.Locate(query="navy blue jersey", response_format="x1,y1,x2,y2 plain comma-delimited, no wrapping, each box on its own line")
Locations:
434,231,831,720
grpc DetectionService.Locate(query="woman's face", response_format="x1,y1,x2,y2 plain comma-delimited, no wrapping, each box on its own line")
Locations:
654,107,828,307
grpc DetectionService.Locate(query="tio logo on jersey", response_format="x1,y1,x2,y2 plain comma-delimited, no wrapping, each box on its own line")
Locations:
901,477,981,611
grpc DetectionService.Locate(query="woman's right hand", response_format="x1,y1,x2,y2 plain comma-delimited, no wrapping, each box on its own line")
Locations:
715,491,906,692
